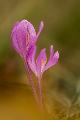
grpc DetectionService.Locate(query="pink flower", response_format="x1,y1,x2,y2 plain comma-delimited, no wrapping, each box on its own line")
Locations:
28,45,59,79
27,45,59,107
11,19,59,108
11,20,44,104
11,19,44,59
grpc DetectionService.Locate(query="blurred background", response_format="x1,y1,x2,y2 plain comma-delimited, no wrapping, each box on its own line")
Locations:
0,0,80,119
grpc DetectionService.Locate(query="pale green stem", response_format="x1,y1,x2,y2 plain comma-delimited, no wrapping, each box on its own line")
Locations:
25,61,38,104
37,76,44,109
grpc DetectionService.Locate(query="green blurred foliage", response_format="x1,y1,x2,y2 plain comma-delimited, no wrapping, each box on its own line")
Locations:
0,0,80,119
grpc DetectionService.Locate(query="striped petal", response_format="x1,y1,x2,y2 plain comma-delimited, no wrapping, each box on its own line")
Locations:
44,45,59,71
36,48,47,77
11,19,36,58
27,45,37,76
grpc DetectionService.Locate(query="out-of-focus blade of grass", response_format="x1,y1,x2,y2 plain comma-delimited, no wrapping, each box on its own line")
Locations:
43,65,80,120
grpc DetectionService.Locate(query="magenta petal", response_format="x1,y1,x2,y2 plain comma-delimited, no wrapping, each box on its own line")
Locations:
11,21,22,55
11,19,36,58
44,46,59,71
36,48,47,76
26,20,37,43
27,45,37,76
50,45,54,58
36,21,44,41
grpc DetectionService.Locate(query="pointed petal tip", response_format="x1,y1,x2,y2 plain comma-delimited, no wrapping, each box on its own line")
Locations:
39,21,44,30
55,51,59,59
50,45,54,50
51,45,53,48
50,45,54,56
40,21,44,27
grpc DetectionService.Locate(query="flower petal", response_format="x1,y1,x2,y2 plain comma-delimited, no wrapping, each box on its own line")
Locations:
11,21,22,55
27,45,37,76
49,45,54,59
26,20,36,43
11,19,36,58
36,48,47,76
36,21,44,41
44,46,59,71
